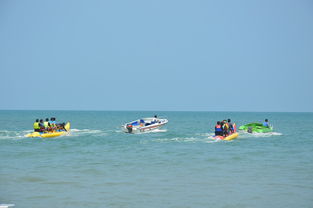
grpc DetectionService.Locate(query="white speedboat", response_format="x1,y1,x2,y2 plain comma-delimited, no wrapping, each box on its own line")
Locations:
122,117,168,133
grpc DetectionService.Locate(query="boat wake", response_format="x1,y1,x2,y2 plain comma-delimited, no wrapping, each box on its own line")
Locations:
69,129,107,137
0,129,109,140
144,134,219,144
137,129,168,134
0,130,32,140
238,131,283,138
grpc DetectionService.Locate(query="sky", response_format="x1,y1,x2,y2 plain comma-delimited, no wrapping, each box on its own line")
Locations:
1,0,313,112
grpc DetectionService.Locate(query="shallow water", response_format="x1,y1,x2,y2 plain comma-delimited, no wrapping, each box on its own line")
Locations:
1,111,313,208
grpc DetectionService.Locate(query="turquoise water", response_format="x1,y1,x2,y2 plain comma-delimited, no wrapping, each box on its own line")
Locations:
1,111,313,208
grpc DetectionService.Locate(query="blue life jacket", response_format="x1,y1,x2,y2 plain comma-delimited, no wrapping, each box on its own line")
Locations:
215,125,222,132
263,122,269,127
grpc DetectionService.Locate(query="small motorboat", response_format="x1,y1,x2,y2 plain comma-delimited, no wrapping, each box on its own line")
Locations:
122,117,168,133
26,122,71,138
213,132,239,141
239,123,273,133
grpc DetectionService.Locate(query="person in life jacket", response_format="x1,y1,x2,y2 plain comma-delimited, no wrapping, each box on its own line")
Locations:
222,120,229,136
50,117,56,130
33,119,40,132
50,117,55,126
215,121,223,136
39,119,45,132
263,119,269,128
43,118,50,131
227,119,236,133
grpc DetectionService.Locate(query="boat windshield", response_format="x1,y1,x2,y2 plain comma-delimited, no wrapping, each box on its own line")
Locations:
131,121,139,126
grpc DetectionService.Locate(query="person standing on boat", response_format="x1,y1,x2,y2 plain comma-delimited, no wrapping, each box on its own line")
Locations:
263,119,270,128
215,121,223,136
33,119,40,132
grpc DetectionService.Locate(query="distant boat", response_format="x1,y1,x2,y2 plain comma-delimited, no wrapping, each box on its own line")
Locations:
122,117,168,133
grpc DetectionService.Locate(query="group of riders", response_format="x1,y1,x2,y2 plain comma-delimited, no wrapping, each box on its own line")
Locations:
214,119,236,137
33,117,66,132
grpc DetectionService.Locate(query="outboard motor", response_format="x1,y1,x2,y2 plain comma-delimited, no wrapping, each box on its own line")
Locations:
126,124,133,133
247,126,253,133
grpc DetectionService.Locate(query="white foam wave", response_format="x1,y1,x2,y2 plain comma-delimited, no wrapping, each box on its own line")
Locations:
146,129,167,133
150,136,218,144
0,128,108,140
132,129,168,135
238,131,283,138
195,132,212,137
69,129,107,137
0,130,31,140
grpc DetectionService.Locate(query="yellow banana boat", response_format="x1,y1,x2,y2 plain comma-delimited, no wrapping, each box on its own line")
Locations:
26,122,70,138
213,132,239,141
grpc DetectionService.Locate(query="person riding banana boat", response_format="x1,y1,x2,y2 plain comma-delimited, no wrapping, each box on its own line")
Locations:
33,118,63,133
213,119,238,141
28,117,70,138
33,119,41,132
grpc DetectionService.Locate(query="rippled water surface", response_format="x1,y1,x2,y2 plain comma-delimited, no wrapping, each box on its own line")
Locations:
1,111,313,208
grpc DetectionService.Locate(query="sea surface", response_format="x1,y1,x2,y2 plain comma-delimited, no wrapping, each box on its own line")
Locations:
0,110,313,208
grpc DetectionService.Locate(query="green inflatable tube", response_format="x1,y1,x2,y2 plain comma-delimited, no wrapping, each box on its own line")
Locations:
239,123,273,133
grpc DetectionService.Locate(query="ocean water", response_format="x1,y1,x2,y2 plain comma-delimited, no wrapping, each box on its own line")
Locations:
0,110,313,208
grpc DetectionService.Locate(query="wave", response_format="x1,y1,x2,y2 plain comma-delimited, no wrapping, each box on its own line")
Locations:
144,136,219,144
150,129,167,133
195,132,213,137
0,128,107,140
142,129,284,145
0,129,32,140
238,131,283,138
68,129,107,137
137,129,168,134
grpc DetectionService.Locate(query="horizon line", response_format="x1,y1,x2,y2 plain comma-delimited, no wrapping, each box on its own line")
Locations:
0,109,312,113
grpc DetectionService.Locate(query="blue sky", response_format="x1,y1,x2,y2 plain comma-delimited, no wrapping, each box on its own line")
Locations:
1,0,312,112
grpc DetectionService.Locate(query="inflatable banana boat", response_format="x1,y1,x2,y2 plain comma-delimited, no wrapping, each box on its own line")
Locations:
213,132,239,141
26,122,70,138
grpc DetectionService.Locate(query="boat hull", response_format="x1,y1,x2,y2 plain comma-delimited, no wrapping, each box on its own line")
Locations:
26,122,70,138
213,132,239,141
122,118,168,133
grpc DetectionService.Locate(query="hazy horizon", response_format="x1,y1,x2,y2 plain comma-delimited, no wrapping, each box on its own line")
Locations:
0,108,312,113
